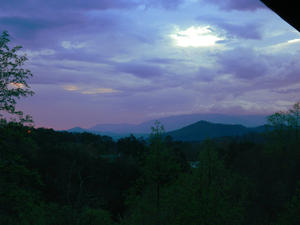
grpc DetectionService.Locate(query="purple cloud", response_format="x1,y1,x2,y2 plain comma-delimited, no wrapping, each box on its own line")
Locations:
144,0,185,10
216,48,268,79
115,62,165,78
218,23,262,39
208,0,265,11
194,67,217,82
0,0,137,13
2,0,299,130
0,17,58,38
0,0,137,47
145,58,186,65
46,0,137,10
273,87,300,94
197,14,263,40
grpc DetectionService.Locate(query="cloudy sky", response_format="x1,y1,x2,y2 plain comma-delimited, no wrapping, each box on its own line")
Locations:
1,0,300,129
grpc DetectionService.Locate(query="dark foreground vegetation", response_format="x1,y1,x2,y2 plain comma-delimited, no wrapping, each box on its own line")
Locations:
1,104,300,225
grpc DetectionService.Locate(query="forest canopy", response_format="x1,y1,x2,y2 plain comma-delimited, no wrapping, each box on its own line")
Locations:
1,103,300,225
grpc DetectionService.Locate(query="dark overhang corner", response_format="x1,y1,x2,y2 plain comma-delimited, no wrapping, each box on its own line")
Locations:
260,0,300,32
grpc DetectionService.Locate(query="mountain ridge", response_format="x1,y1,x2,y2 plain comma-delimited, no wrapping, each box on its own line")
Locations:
166,120,268,142
84,113,267,134
68,118,269,141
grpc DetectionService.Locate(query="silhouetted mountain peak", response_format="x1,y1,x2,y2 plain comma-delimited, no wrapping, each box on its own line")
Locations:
167,120,259,142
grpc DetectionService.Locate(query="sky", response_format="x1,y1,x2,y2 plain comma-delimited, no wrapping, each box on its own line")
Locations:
1,0,300,130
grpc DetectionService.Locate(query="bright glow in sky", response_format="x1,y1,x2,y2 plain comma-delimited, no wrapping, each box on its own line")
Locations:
287,38,300,44
170,26,223,47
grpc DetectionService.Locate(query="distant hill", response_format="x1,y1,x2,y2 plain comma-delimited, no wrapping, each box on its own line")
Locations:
87,113,267,134
140,113,267,132
68,127,86,133
68,119,269,142
166,120,268,142
90,123,140,134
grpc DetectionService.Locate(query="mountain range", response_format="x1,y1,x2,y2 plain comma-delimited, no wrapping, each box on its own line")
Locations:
77,113,267,133
68,113,269,141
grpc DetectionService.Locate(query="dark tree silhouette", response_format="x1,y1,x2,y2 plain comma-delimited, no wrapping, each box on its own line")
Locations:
0,31,34,122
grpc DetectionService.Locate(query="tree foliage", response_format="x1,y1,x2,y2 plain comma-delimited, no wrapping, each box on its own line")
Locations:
0,31,34,121
267,102,300,132
1,106,300,224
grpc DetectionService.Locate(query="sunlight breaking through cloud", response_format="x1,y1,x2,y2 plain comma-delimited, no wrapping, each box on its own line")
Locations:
287,38,300,44
170,26,224,47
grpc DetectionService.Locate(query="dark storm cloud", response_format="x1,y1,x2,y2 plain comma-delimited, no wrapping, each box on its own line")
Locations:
116,62,165,78
216,48,268,79
208,0,265,11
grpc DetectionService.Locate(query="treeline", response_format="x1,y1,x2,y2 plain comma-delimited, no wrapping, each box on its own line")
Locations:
1,105,300,225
